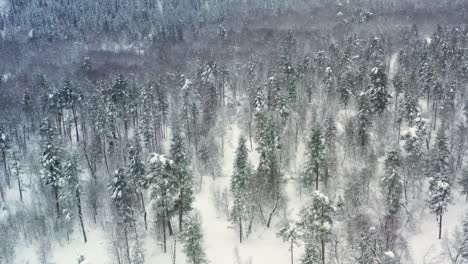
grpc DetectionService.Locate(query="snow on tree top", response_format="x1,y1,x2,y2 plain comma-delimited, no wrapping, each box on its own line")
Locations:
149,153,173,165
181,78,192,91
384,251,395,259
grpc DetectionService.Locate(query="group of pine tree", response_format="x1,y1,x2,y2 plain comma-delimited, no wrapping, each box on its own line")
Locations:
0,3,468,263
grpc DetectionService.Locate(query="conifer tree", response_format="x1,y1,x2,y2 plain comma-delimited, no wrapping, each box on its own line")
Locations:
109,168,135,263
368,67,391,115
297,191,335,264
230,136,252,243
381,150,402,250
62,155,87,243
0,128,10,189
128,135,147,229
459,166,468,202
170,122,193,231
356,93,372,148
278,222,300,264
180,214,209,264
302,127,325,191
426,128,452,239
40,120,63,217
147,153,177,252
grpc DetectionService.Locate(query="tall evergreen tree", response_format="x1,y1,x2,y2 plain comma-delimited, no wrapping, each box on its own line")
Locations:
127,135,147,230
297,191,335,264
426,128,452,239
62,154,87,243
109,168,135,264
180,214,209,264
230,136,252,243
381,150,402,250
368,67,391,115
147,153,177,253
170,122,193,231
302,127,325,191
40,120,63,217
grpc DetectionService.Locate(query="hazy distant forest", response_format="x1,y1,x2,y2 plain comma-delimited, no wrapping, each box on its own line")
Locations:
1,0,468,263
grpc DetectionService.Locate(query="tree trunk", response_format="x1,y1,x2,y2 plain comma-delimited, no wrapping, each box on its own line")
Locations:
321,239,325,264
290,239,294,264
239,216,243,243
140,192,147,231
266,197,280,228
0,183,4,202
2,153,10,189
179,190,183,231
17,172,23,202
315,161,319,191
54,185,60,218
439,213,443,240
124,227,132,264
163,209,167,253
72,106,80,142
167,218,174,236
76,189,87,243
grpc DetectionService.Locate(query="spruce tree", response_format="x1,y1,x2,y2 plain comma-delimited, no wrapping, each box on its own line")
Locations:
147,153,177,252
459,166,468,202
170,123,193,231
109,168,135,264
0,128,10,189
180,214,209,264
230,136,252,243
426,128,452,239
381,150,402,250
297,191,335,264
302,127,325,191
368,67,391,115
62,155,87,243
128,135,147,229
40,120,63,217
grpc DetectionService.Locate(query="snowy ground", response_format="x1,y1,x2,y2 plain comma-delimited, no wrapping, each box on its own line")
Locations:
5,119,467,264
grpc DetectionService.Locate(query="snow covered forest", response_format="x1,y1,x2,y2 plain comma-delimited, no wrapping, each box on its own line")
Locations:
1,0,468,263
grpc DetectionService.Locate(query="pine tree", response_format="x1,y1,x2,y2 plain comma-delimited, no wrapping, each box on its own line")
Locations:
302,127,325,191
60,79,81,142
427,128,452,239
356,226,381,264
460,214,468,261
382,151,403,216
381,151,402,250
11,151,23,202
368,67,391,115
278,222,300,264
0,128,10,189
109,168,135,264
356,93,372,148
338,67,353,110
62,154,87,243
170,123,193,231
296,191,335,264
180,214,209,264
400,91,419,126
128,135,147,230
323,117,337,188
230,136,253,243
40,120,63,217
459,166,468,202
147,153,177,253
